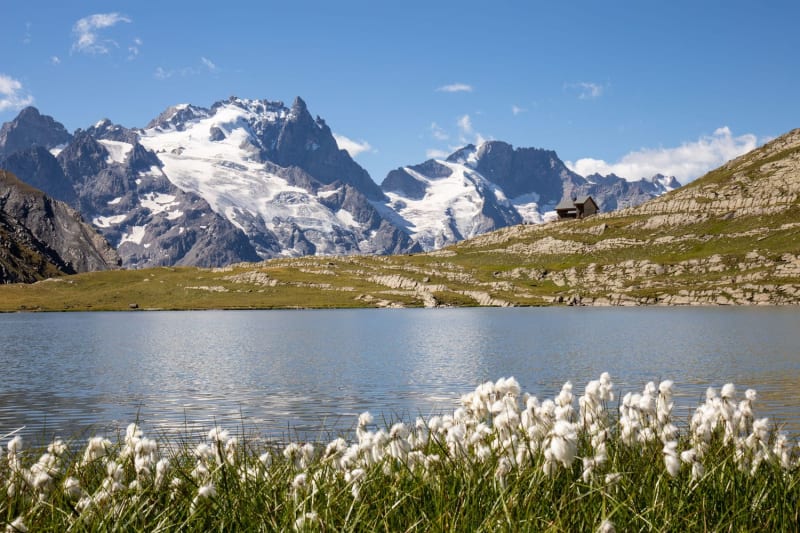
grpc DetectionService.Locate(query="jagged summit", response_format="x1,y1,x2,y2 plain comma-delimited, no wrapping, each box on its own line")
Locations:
289,96,308,116
0,106,72,158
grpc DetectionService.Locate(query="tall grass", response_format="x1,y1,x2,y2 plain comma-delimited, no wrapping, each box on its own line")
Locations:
2,375,798,532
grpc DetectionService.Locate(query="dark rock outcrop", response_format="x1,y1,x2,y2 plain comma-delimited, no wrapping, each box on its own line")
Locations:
0,170,120,282
462,141,575,204
0,146,78,207
259,97,386,201
0,107,72,158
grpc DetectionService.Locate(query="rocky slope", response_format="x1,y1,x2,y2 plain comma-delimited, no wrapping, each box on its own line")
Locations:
0,170,120,283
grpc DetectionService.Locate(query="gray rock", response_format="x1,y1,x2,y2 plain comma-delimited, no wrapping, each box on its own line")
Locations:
0,169,120,281
0,146,78,207
0,107,72,158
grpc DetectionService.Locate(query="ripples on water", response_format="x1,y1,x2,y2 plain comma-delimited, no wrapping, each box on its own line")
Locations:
0,308,798,442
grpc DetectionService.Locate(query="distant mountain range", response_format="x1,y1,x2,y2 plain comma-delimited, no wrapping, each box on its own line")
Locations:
0,98,679,270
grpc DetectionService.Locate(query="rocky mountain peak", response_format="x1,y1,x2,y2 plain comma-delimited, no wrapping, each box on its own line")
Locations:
0,106,72,158
468,142,574,202
57,131,109,183
446,144,478,165
289,96,308,118
145,103,210,131
84,119,139,144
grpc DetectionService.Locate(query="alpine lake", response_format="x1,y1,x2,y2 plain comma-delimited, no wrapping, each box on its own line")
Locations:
1,307,799,443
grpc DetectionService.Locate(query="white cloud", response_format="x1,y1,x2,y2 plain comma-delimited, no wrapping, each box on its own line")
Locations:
426,115,488,161
0,74,34,111
154,67,171,80
565,81,604,100
565,127,759,184
201,57,218,72
50,56,61,65
23,22,32,45
128,37,142,59
333,134,374,158
436,83,473,93
430,122,449,141
72,13,131,55
426,148,450,159
512,105,527,116
154,57,219,80
457,114,473,135
456,114,487,146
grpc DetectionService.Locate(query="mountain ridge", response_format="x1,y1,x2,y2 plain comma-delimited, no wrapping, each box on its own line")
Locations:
1,99,677,271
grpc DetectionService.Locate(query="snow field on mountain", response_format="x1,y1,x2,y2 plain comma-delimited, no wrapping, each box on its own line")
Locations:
119,225,146,246
92,214,127,228
98,140,133,165
511,192,547,224
385,161,501,250
139,102,360,255
140,192,183,220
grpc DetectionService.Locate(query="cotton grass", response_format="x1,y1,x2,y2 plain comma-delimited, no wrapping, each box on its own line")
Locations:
1,375,799,531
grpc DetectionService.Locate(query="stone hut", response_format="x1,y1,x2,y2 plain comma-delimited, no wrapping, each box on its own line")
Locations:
555,195,599,219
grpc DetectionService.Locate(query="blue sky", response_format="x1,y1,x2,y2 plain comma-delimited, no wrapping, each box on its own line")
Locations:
2,1,798,184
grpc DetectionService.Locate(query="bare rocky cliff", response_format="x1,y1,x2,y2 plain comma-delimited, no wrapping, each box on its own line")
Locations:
0,170,120,283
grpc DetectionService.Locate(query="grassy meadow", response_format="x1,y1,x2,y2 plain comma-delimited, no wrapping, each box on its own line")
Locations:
2,375,798,531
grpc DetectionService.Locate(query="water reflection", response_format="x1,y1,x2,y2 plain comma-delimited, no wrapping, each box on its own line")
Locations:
0,308,798,442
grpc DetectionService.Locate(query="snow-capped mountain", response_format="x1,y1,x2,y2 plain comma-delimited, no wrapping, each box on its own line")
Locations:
381,141,679,250
0,98,417,268
138,97,414,258
381,157,521,250
0,99,679,268
0,109,260,268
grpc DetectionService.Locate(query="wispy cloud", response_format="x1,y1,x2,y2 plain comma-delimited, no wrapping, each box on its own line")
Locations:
50,56,61,66
333,133,374,158
426,114,488,161
200,57,218,72
426,148,450,159
457,114,473,134
430,122,449,141
436,83,473,93
565,127,760,184
565,81,604,100
512,105,527,116
72,13,131,55
0,74,34,112
154,57,220,79
457,114,486,145
23,22,32,45
128,37,142,60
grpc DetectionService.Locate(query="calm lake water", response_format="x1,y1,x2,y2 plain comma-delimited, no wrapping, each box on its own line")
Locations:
1,307,799,442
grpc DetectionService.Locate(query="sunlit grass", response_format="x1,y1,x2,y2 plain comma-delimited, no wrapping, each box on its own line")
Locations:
2,376,798,531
